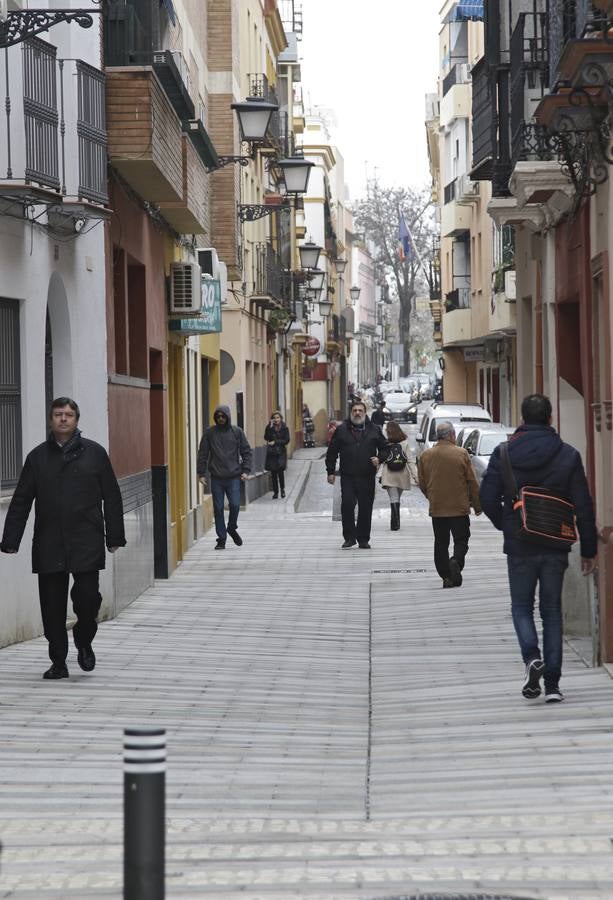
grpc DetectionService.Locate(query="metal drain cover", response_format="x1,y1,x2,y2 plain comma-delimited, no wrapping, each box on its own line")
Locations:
371,894,536,900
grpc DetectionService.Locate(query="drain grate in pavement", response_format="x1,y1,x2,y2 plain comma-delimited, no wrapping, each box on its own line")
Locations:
372,568,428,574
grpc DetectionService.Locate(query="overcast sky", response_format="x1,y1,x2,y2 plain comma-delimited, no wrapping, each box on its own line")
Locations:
300,0,441,202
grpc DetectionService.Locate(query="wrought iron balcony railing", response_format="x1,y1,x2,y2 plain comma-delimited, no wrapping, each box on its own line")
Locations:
253,242,284,300
510,12,552,167
0,38,107,204
548,0,597,86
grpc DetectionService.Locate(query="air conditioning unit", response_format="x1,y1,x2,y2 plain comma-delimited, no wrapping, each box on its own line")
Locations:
196,247,219,278
169,262,202,315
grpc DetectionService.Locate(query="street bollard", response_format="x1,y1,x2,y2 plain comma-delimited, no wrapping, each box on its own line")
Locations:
123,727,166,900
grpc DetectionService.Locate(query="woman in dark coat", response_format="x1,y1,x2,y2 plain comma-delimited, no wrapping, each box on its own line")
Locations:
264,411,290,498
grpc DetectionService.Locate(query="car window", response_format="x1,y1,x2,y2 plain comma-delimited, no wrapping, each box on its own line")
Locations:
464,431,479,454
479,433,511,455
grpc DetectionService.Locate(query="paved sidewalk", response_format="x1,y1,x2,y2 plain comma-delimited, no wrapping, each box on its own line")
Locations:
1,451,613,898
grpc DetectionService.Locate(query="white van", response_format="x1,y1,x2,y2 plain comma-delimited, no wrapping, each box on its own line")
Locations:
415,402,492,461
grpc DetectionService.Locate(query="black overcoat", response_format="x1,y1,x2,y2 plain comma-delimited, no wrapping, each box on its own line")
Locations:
1,433,126,573
264,423,290,472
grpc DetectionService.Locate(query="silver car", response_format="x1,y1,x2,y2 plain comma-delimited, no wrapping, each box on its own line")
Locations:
463,425,516,482
415,402,492,461
383,389,418,423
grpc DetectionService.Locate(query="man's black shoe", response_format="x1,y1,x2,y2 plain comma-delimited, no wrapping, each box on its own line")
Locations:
43,663,69,680
442,577,455,588
215,538,226,550
522,658,545,698
272,493,278,499
281,490,286,498
227,528,243,546
449,557,463,587
545,684,564,703
358,541,371,549
341,539,356,549
77,645,96,672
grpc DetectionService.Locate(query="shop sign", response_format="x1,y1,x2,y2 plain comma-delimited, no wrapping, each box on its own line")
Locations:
464,346,485,362
302,337,321,357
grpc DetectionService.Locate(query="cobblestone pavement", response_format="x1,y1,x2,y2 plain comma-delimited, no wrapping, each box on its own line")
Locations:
1,448,613,898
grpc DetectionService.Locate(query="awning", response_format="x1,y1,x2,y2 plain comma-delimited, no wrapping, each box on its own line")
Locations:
160,0,177,26
446,0,484,22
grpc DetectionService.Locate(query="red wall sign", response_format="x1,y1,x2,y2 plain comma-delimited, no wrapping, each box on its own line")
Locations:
302,337,321,357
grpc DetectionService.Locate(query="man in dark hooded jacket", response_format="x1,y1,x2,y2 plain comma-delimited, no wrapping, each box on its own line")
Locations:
480,394,597,703
197,405,252,549
325,400,389,549
0,397,125,679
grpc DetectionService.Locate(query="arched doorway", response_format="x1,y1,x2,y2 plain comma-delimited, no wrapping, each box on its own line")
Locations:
46,272,72,405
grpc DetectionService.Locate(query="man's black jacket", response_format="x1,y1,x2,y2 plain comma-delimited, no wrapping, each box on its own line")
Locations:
1,433,126,573
326,416,388,478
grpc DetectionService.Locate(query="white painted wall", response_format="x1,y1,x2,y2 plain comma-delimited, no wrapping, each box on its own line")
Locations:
0,9,111,650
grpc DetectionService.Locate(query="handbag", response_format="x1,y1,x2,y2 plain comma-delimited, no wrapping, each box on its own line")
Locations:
499,442,578,550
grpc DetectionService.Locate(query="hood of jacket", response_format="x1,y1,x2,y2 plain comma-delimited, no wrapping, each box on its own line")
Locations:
507,424,563,472
213,404,232,427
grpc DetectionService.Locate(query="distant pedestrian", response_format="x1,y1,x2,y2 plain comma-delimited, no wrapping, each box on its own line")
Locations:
0,397,126,679
302,403,315,448
480,394,597,703
264,411,290,499
197,405,252,550
371,401,387,427
378,421,413,531
418,420,481,588
326,400,388,549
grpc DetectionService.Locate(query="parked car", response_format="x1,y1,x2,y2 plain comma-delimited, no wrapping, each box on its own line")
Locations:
463,425,516,482
399,378,419,402
415,401,492,461
383,388,419,424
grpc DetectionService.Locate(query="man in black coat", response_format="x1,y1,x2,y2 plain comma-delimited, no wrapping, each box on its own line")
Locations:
1,397,126,679
480,393,597,704
326,399,389,549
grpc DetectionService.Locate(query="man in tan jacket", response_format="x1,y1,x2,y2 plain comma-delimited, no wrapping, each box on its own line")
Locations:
418,421,482,587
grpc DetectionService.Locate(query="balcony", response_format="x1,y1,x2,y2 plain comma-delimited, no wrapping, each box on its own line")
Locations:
470,56,495,180
442,307,473,345
490,273,518,334
442,62,469,97
0,39,108,208
251,243,285,309
510,13,552,168
106,68,183,202
158,136,209,234
249,74,285,155
441,194,472,236
548,0,595,85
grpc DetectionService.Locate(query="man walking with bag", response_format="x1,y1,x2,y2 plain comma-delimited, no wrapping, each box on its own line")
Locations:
418,421,482,588
480,394,597,702
326,399,388,549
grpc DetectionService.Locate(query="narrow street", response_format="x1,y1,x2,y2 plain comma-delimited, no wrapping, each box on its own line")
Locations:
1,448,613,899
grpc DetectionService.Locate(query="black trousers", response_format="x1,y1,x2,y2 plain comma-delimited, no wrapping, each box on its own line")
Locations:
271,470,285,494
431,516,471,580
340,475,375,542
38,571,102,665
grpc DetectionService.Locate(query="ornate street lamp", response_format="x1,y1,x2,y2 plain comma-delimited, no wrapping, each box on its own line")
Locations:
308,269,326,292
334,257,347,274
276,156,314,194
231,96,278,143
299,240,322,270
318,297,333,318
349,285,361,303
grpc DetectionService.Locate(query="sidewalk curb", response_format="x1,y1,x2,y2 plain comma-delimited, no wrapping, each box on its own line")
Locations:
293,460,312,513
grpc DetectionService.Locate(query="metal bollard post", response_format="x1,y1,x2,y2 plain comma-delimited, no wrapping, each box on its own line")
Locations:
123,727,166,900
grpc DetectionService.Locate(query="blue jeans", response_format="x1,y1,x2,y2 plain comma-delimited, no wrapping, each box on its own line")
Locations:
507,552,569,685
210,476,241,541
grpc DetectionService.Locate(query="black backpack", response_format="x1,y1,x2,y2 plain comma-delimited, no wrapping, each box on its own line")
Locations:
386,442,407,471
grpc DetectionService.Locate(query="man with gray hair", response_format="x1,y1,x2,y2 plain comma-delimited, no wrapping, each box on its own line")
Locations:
418,420,482,587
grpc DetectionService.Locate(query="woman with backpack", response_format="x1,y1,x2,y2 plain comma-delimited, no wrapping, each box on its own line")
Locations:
379,421,413,530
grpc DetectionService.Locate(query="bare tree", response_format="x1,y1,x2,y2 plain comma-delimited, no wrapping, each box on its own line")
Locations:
353,181,438,374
